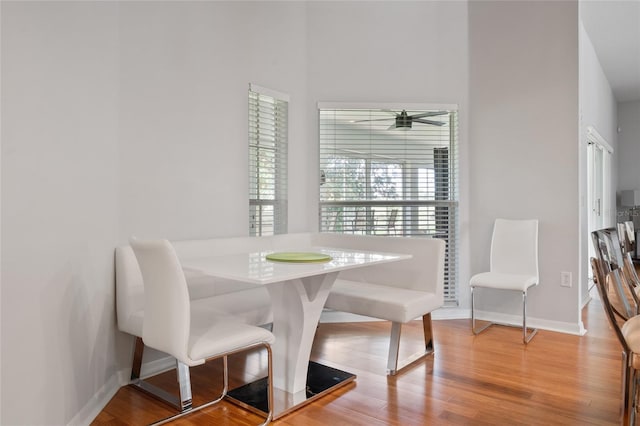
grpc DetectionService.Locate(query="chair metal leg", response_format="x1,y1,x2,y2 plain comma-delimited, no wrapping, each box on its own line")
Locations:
471,287,493,335
423,313,435,353
622,351,635,426
130,337,187,412
387,322,402,374
632,367,639,426
129,337,274,426
130,336,144,381
262,343,274,426
387,314,436,376
522,290,538,344
176,361,193,412
472,289,537,343
628,368,636,426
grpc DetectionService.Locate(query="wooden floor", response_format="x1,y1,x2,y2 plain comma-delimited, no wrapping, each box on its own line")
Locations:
93,296,626,425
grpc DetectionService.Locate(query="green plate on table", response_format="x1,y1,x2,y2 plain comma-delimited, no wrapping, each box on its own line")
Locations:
265,252,332,263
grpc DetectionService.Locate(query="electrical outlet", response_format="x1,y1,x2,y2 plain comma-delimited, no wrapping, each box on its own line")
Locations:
560,271,572,287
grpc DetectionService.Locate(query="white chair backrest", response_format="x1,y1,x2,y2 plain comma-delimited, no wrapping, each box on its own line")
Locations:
130,238,191,361
490,219,539,278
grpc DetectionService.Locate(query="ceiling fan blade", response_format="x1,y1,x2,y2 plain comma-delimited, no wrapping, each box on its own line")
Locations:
410,111,448,119
352,118,395,123
413,118,446,126
387,124,398,130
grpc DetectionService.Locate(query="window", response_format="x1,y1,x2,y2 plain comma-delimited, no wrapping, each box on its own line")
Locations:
319,104,459,303
249,84,288,236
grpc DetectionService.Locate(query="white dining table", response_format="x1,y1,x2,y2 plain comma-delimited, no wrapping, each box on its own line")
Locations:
181,245,410,418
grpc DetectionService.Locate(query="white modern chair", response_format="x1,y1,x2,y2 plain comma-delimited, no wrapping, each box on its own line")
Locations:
130,238,275,425
470,218,539,343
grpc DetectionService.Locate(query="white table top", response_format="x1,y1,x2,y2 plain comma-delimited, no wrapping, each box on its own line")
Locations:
181,246,411,285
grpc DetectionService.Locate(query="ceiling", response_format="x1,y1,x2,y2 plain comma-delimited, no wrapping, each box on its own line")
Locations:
580,0,640,102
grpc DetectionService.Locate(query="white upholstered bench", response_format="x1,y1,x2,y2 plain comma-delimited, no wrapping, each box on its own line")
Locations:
314,233,446,375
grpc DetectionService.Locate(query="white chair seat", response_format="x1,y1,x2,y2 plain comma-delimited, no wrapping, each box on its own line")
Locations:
470,272,538,291
326,279,442,324
189,318,275,364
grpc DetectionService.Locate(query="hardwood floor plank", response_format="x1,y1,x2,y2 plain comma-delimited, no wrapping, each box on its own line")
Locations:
92,296,625,425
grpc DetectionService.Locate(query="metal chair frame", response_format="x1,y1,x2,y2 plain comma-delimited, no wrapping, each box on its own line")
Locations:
130,337,273,425
590,256,638,426
470,219,539,344
387,313,435,375
471,286,538,344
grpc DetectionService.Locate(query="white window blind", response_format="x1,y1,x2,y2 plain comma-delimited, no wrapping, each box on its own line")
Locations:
249,84,288,236
318,106,459,303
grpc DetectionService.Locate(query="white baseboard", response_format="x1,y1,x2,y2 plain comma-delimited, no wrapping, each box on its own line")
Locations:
321,307,585,335
67,370,126,426
473,310,587,336
69,355,177,426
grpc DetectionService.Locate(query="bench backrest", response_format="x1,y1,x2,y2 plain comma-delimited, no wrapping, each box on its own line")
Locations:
115,232,444,335
312,233,446,299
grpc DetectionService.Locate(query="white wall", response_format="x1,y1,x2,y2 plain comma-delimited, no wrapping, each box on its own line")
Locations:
468,1,583,333
1,1,308,424
306,0,471,310
617,101,640,192
1,2,120,424
578,20,618,307
579,24,618,149
117,1,309,240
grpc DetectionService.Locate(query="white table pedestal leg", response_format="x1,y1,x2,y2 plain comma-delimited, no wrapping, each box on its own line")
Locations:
266,271,339,394
225,270,355,419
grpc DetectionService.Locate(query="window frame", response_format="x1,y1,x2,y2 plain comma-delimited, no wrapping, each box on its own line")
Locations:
249,84,289,236
318,102,459,303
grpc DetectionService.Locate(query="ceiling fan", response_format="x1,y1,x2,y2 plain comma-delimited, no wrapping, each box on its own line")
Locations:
353,109,448,130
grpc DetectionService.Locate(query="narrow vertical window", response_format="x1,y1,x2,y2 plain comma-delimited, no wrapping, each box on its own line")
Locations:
249,84,288,236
